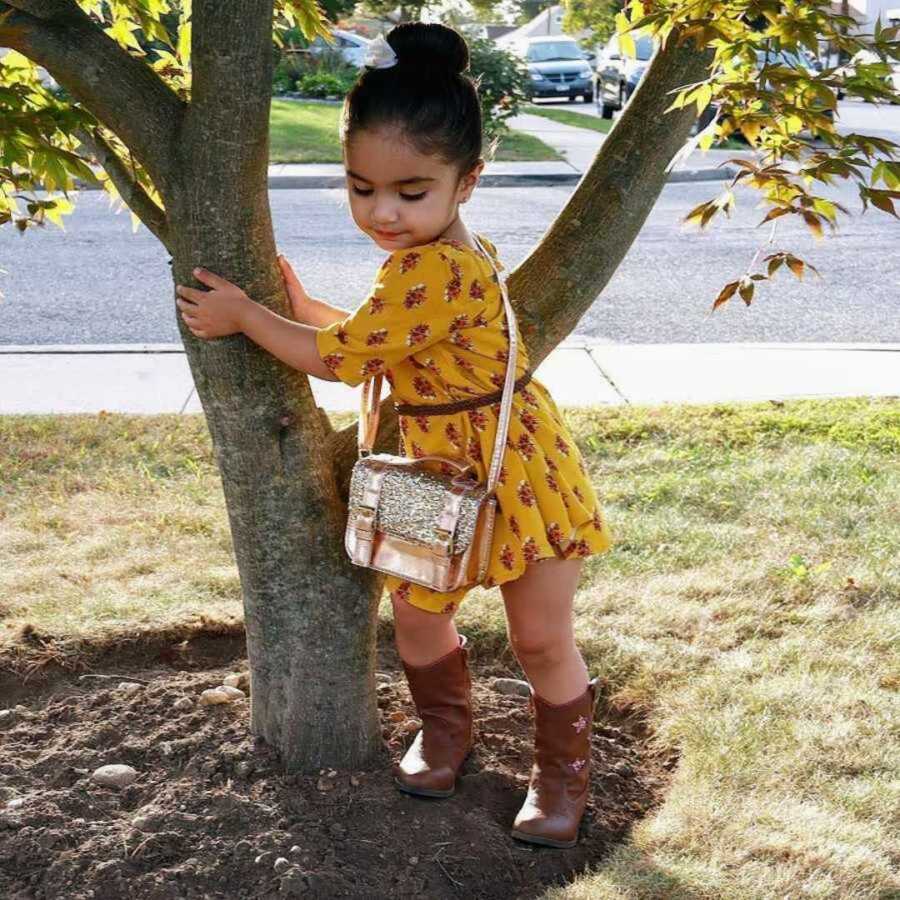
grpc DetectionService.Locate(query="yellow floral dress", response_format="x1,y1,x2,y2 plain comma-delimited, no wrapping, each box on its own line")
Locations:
315,233,614,614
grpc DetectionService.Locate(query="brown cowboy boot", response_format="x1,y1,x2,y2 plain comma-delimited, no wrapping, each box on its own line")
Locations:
510,676,600,848
393,633,474,798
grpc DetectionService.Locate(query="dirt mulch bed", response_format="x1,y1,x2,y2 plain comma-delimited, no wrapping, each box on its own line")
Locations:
0,636,675,899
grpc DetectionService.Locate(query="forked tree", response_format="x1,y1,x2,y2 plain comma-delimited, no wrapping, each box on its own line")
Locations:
2,0,896,771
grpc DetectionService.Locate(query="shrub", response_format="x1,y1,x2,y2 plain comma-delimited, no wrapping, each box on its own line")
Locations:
467,37,531,143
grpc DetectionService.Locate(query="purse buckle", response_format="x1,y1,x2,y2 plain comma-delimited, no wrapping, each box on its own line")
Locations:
355,504,376,533
434,526,453,555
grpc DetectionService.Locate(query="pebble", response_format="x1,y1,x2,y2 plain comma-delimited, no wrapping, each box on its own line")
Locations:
117,682,143,695
0,710,14,724
91,764,138,789
173,697,194,711
273,856,291,874
199,686,244,705
375,672,392,683
6,798,25,810
491,677,532,698
223,672,250,691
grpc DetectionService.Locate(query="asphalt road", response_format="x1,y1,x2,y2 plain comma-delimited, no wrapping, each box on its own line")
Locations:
1,151,898,346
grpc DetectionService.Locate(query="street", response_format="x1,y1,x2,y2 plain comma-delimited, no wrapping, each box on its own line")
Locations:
1,102,898,346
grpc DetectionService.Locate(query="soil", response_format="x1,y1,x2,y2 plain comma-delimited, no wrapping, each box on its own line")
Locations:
0,632,675,899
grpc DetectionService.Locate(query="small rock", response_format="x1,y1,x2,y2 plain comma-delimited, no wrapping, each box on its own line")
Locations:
6,798,25,810
235,761,254,778
375,672,392,684
273,856,291,874
349,775,361,787
0,710,14,724
91,764,138,789
173,697,194,712
492,678,531,698
316,776,335,792
254,851,275,867
218,685,245,700
117,682,143,695
199,688,234,706
376,683,392,694
223,673,250,690
288,845,302,855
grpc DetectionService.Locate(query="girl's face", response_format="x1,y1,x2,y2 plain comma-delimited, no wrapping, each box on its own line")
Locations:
343,126,483,252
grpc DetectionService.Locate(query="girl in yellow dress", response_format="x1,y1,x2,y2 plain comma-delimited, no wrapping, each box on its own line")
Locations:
175,21,614,850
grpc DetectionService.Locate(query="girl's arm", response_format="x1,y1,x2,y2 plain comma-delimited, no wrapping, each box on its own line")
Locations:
302,296,352,328
239,301,341,381
175,267,340,382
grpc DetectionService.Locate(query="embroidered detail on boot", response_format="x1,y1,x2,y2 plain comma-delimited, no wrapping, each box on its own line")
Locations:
571,715,588,733
569,758,586,772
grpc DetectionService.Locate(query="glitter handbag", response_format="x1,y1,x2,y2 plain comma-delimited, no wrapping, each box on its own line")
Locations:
344,234,520,592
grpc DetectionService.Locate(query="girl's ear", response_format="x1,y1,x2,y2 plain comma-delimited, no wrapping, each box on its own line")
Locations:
458,159,485,203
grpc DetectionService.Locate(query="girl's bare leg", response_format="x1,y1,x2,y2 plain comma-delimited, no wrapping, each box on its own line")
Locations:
500,557,589,704
390,590,460,666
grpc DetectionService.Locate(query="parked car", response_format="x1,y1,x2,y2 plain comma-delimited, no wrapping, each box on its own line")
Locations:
301,29,372,68
754,47,835,124
509,35,595,103
594,33,656,119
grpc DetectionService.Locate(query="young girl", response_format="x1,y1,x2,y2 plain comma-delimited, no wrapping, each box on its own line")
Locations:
175,21,614,849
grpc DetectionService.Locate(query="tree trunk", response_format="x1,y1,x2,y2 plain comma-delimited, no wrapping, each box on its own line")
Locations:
163,1,393,772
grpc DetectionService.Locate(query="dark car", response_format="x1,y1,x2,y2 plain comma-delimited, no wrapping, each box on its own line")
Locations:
510,35,595,103
594,33,655,119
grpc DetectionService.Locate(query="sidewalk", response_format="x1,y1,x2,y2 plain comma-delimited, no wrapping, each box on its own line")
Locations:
2,342,896,415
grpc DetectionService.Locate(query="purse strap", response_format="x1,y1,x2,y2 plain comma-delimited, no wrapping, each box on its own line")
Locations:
357,234,519,497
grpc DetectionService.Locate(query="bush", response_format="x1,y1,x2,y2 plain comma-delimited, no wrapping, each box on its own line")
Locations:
296,70,357,98
272,47,360,98
467,37,531,145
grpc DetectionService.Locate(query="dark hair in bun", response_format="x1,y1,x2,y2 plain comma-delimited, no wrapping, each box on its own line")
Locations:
341,22,483,178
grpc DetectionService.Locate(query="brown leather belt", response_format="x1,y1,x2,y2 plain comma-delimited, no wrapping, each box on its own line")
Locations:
393,370,534,416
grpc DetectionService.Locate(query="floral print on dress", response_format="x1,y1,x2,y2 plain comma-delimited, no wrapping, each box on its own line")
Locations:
314,234,614,615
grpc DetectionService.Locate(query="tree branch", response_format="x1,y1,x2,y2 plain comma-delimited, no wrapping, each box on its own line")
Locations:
509,28,717,363
0,0,185,206
73,125,172,252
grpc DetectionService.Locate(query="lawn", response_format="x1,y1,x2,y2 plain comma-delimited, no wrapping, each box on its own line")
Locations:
269,98,561,163
2,398,898,896
524,102,749,151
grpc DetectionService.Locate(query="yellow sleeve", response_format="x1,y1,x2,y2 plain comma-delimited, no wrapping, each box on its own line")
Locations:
315,244,473,388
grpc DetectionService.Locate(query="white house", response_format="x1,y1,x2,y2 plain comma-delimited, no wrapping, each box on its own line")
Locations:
846,0,900,31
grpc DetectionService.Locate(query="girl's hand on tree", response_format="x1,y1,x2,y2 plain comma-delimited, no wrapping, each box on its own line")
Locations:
277,253,315,323
175,267,251,339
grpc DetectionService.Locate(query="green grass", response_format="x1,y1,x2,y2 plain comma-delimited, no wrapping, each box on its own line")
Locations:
2,398,899,897
524,101,748,150
525,103,615,134
269,98,561,163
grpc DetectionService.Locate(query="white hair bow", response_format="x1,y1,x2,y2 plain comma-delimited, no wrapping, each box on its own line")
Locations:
364,34,398,69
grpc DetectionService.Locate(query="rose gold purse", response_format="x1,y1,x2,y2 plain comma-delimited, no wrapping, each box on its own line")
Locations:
344,234,519,592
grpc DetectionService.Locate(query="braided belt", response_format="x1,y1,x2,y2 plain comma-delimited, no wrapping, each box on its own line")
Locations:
393,369,533,417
